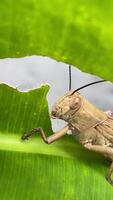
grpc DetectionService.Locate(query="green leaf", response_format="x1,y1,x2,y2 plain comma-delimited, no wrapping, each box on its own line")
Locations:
0,1,113,199
0,83,113,200
0,0,113,80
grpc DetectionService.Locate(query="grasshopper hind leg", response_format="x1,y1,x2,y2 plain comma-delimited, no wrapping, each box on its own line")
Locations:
106,162,113,185
105,110,113,185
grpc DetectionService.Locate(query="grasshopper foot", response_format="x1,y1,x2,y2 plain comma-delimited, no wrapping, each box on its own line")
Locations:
21,133,29,140
106,162,113,186
21,128,38,140
106,176,113,186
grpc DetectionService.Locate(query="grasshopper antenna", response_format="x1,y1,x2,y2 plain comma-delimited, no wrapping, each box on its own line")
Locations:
69,64,72,91
71,79,106,95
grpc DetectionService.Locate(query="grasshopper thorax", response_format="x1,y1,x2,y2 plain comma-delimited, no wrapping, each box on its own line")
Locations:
51,91,82,121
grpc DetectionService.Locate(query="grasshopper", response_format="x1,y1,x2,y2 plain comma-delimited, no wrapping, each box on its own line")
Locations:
21,66,113,185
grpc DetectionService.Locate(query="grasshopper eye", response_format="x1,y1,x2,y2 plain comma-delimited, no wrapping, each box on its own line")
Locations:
70,98,79,110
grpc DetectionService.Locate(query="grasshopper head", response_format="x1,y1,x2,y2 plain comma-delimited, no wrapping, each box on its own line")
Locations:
51,91,81,121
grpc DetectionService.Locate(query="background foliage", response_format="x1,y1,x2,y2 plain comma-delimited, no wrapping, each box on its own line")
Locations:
0,0,113,80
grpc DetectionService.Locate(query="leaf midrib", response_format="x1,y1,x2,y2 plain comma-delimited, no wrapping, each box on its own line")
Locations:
0,133,77,159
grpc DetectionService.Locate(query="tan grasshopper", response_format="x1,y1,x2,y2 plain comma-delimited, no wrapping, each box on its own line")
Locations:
21,67,113,185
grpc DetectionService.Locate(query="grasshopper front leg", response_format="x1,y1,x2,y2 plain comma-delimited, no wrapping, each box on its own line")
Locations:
84,143,113,185
21,126,68,144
